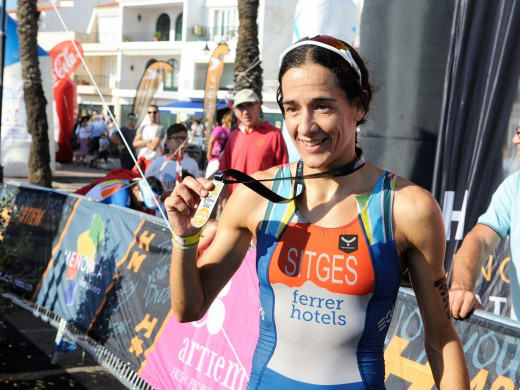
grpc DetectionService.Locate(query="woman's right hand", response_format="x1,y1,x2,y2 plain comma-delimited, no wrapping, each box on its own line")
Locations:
164,176,214,237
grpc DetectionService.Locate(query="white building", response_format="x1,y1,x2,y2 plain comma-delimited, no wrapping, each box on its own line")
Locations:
32,0,301,129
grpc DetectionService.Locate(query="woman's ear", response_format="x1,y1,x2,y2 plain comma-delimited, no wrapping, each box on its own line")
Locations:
355,101,366,122
355,90,369,122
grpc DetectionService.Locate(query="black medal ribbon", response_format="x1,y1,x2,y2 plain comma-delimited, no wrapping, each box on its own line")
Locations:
213,147,366,203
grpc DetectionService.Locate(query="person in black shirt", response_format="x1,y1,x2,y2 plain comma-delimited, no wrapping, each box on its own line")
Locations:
110,112,138,170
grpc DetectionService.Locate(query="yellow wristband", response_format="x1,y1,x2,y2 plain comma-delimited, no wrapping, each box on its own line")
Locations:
172,230,202,246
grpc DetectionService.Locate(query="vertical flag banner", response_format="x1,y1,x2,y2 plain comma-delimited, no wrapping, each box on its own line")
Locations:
49,41,83,163
132,61,174,129
202,44,229,150
432,1,520,317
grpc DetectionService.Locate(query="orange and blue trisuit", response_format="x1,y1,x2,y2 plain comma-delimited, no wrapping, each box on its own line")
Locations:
248,165,402,389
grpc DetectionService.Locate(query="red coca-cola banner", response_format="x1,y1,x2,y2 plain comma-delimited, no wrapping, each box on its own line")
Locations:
49,40,83,90
55,79,78,163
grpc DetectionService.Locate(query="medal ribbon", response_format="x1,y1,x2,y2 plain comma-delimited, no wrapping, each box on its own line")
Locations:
214,147,365,203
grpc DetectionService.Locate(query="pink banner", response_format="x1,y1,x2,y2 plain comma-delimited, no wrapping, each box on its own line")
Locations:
140,248,259,390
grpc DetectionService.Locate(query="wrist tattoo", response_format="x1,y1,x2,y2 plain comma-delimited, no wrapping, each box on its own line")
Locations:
434,276,451,320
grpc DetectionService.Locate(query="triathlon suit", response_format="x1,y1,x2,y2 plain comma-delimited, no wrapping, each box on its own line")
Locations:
248,165,402,389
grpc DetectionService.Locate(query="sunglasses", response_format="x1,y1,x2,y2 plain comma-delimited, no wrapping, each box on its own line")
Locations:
148,111,158,114
279,35,362,84
168,136,187,143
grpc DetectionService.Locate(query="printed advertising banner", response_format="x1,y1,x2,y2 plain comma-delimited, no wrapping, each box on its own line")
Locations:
202,43,229,150
49,40,84,90
132,61,174,129
2,181,520,389
432,1,520,318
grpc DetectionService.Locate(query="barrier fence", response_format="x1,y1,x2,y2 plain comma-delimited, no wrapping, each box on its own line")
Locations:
1,182,519,389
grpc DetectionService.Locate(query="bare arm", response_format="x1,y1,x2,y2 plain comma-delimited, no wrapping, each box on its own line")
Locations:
164,176,263,322
395,182,470,389
449,224,501,319
133,128,145,148
146,135,163,152
207,136,217,160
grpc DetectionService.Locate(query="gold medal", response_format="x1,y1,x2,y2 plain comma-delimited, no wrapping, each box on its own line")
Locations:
191,181,225,228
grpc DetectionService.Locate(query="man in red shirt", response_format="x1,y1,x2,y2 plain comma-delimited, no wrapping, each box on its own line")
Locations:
219,89,288,203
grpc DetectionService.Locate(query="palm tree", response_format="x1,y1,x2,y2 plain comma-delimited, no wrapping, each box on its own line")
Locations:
17,0,52,187
235,0,263,102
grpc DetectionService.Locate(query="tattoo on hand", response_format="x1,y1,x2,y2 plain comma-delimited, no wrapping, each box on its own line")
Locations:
434,276,451,320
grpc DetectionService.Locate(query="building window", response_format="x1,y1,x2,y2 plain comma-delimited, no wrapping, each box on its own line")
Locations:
210,8,238,42
175,13,183,41
156,13,170,41
164,59,179,91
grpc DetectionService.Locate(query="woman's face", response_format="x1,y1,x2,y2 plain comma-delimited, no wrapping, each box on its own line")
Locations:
281,63,364,171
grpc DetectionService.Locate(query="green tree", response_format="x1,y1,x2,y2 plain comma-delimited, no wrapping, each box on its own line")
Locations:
235,0,263,101
17,0,52,187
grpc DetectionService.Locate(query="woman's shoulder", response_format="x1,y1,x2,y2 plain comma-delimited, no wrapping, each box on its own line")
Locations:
392,175,442,230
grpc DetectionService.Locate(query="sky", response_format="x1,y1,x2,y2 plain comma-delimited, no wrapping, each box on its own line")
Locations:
6,0,16,11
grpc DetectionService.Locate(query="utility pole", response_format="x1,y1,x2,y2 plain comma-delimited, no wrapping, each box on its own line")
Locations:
0,0,6,183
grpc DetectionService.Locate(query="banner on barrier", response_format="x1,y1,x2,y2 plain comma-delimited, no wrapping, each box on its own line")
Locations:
1,182,520,389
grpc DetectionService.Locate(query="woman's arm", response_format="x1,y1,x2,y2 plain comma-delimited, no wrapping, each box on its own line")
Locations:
207,135,217,160
395,182,470,389
164,176,263,322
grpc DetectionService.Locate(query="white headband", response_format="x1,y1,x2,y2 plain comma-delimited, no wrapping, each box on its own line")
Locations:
279,39,362,84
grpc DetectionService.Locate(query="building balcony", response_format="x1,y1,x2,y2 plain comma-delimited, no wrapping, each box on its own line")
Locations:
74,74,118,89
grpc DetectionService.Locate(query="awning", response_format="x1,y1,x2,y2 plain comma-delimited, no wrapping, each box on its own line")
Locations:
159,98,228,115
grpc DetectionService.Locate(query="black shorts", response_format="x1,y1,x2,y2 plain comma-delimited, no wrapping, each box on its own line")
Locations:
89,136,100,153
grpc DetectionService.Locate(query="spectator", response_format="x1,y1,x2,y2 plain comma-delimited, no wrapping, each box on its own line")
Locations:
450,123,520,320
188,119,204,147
98,132,110,168
206,111,231,178
88,114,108,168
146,123,199,197
110,112,138,170
133,104,165,170
74,116,90,166
219,88,289,202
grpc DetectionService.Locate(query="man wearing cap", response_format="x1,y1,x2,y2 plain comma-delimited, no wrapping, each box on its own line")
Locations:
111,112,138,170
219,88,288,201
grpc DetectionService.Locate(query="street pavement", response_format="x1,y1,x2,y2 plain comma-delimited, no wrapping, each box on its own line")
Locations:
1,158,132,389
4,158,120,193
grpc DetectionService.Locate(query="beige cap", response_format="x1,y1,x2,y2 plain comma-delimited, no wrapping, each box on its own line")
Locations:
233,89,260,107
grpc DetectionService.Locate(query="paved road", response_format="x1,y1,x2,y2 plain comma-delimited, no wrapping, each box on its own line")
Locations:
4,159,120,193
0,307,127,389
1,159,135,389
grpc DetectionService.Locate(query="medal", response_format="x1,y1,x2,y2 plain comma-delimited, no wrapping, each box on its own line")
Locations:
191,181,225,228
